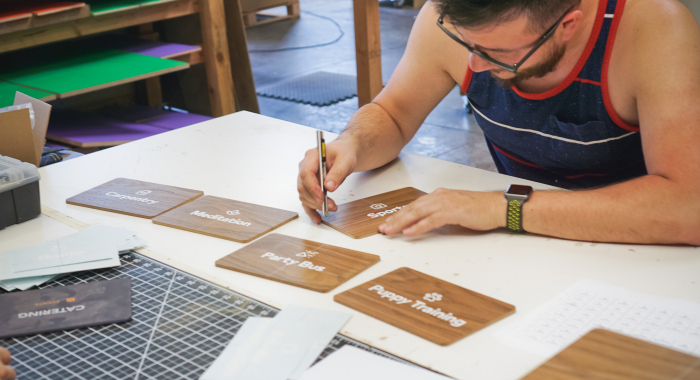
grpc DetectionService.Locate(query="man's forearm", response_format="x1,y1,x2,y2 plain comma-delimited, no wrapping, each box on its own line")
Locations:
522,175,700,245
336,102,410,172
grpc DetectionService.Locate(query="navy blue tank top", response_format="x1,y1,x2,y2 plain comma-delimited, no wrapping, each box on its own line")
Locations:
463,0,646,189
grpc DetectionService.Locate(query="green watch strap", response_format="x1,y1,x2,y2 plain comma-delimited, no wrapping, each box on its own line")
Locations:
506,199,524,232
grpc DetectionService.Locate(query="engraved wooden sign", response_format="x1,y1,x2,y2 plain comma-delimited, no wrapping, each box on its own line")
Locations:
334,267,515,346
322,187,427,239
521,329,700,379
215,233,380,292
152,196,298,243
66,178,203,218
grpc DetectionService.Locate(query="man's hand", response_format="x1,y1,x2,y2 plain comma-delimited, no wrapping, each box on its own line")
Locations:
0,347,16,380
378,188,507,236
297,140,358,224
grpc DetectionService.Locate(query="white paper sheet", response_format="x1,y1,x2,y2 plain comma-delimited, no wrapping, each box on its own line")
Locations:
0,226,146,289
494,279,700,358
299,345,451,380
200,305,352,380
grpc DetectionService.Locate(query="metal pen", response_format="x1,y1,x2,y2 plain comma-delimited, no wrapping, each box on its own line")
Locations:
316,130,328,217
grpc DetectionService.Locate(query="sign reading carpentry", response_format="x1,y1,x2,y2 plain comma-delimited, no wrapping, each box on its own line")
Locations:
152,196,298,243
334,267,515,346
215,234,380,292
66,178,203,218
322,187,427,239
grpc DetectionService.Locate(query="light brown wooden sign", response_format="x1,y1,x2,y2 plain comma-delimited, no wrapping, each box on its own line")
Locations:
521,329,700,380
66,178,203,218
215,233,380,292
322,187,427,239
152,196,298,243
334,267,515,346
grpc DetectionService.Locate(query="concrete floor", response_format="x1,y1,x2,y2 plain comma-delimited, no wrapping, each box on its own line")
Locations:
245,0,497,172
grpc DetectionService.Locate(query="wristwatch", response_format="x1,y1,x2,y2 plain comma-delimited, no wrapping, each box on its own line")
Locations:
504,185,533,232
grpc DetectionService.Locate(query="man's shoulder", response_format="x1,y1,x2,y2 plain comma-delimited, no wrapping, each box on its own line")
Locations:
619,0,698,40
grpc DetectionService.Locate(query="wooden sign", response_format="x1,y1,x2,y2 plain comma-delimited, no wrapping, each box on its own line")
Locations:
334,267,515,346
215,234,380,292
521,329,700,379
322,187,427,239
152,196,298,243
66,178,203,218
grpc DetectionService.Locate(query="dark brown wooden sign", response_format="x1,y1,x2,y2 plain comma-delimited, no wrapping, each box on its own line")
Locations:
334,267,515,346
322,187,427,239
521,329,700,380
66,178,203,218
152,196,298,243
215,233,380,292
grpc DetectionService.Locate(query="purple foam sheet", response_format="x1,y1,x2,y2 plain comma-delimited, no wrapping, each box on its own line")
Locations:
47,109,171,146
145,111,213,130
88,34,199,58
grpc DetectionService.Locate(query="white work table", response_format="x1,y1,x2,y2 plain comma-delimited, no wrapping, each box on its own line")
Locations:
4,111,699,379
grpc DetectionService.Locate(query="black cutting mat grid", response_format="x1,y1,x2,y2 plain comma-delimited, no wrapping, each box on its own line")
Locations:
0,252,416,380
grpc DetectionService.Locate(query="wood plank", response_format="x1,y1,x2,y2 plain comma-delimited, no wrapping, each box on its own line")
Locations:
352,0,382,107
152,195,299,243
0,4,90,36
0,0,198,53
223,0,260,112
521,329,700,380
66,178,204,218
215,233,380,293
199,0,237,116
335,267,516,346
322,187,427,239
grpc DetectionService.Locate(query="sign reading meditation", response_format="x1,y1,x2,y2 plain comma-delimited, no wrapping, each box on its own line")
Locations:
66,178,203,218
152,196,298,243
334,267,515,346
215,234,380,292
322,187,427,239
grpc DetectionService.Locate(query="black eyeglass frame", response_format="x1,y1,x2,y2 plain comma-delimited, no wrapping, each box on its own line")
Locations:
437,9,571,74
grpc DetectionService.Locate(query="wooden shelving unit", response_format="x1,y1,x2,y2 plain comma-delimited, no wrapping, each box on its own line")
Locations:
0,0,259,116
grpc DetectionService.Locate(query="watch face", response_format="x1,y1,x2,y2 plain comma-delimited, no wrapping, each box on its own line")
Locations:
506,185,533,196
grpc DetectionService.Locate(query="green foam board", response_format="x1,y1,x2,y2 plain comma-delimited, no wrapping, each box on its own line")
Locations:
0,45,187,97
87,0,178,15
0,82,54,108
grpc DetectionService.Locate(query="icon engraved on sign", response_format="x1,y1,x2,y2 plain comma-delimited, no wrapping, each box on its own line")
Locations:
135,190,152,195
227,210,240,216
370,203,387,210
424,293,443,302
296,250,318,258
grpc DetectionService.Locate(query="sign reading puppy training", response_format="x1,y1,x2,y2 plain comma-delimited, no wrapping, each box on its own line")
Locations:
215,234,380,292
66,178,203,218
322,187,427,239
152,196,298,243
334,267,515,346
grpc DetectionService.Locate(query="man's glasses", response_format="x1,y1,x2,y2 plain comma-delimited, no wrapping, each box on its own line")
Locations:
437,9,571,74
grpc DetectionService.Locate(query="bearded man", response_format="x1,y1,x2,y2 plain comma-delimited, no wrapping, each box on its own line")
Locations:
297,0,700,245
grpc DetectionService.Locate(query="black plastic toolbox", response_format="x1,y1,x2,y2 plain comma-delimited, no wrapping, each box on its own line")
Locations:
0,155,41,231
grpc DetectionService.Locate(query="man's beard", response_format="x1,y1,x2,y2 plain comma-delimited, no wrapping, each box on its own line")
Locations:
491,43,567,89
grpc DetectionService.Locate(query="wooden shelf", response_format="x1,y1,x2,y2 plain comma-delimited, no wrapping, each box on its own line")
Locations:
0,0,198,54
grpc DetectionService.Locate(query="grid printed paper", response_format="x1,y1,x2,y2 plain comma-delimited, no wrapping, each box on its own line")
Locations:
0,252,414,379
494,279,700,358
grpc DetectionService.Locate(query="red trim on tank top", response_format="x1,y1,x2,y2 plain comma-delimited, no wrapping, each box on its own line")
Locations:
461,66,474,93
511,0,607,100
574,78,602,86
601,0,640,132
492,144,544,169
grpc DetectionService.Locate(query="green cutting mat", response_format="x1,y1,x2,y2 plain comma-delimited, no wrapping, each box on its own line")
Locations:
0,45,187,98
0,82,54,108
87,0,178,15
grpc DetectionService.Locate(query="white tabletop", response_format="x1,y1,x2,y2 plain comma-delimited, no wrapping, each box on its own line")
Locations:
10,111,698,379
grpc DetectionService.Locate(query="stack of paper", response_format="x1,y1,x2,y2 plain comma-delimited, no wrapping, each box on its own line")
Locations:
0,226,147,291
200,305,352,380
